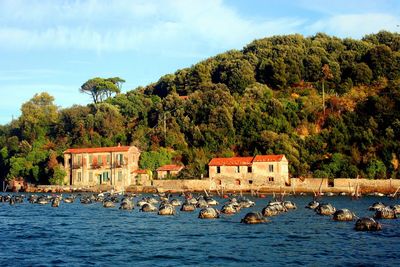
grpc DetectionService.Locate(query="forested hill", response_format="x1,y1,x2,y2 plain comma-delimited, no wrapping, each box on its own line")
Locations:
1,31,400,184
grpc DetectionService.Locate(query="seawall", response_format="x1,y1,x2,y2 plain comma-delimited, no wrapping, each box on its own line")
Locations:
19,178,400,195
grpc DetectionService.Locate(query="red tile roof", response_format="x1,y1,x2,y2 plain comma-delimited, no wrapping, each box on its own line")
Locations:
253,155,284,162
64,146,131,154
208,157,254,166
133,169,148,174
209,155,285,166
156,164,184,171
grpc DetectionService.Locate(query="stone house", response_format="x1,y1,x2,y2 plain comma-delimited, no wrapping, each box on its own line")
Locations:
208,155,289,187
63,145,140,188
156,164,184,179
132,169,152,186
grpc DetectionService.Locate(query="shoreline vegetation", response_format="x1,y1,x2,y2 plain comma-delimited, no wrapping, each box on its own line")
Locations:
1,31,400,186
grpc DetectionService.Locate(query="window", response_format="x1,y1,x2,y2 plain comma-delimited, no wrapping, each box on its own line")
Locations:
216,166,221,174
248,180,253,184
269,164,274,172
235,179,241,185
89,155,93,164
118,171,122,182
118,154,124,165
77,172,82,182
77,155,82,165
102,171,110,182
98,155,103,165
248,166,252,173
107,155,111,165
268,177,274,182
235,166,240,173
89,172,93,182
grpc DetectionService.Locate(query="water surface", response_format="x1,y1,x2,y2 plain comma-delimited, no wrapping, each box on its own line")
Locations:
0,194,399,266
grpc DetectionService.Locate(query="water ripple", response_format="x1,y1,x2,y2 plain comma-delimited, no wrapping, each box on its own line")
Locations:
0,194,399,266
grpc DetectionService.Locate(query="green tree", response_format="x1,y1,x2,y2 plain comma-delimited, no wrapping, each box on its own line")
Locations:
19,92,59,141
366,160,387,179
139,148,174,171
49,165,67,185
80,77,121,104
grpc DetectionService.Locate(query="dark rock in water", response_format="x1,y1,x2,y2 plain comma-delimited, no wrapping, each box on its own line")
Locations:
80,197,92,204
333,209,355,221
119,198,134,210
241,212,267,224
237,198,255,208
220,204,239,214
368,202,386,211
103,200,115,208
180,202,196,212
196,199,209,209
283,201,297,210
63,197,75,203
374,208,397,219
315,203,336,216
355,217,382,231
14,195,24,203
158,204,176,215
206,198,219,206
306,200,319,209
51,198,60,207
391,204,400,215
170,199,182,206
140,203,157,212
262,206,280,217
198,207,219,219
261,202,287,217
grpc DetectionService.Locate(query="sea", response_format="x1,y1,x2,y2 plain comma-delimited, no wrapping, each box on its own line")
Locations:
0,193,399,267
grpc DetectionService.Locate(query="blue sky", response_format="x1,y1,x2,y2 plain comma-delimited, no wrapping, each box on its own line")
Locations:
0,0,399,124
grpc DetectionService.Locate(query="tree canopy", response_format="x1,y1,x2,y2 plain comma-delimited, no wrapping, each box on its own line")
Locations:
80,77,124,104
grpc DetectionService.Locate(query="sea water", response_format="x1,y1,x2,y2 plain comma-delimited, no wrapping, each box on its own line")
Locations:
0,194,399,266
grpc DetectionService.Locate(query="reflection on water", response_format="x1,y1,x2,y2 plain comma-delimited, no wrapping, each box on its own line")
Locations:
0,194,399,266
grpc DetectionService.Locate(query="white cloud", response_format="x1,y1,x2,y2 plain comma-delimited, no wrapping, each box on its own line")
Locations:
307,13,400,38
0,0,304,54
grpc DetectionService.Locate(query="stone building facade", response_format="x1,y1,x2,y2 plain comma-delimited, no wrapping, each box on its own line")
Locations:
208,155,289,187
63,145,140,188
156,164,184,179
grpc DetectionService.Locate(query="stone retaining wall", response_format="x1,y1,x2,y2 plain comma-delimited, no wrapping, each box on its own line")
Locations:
20,178,400,194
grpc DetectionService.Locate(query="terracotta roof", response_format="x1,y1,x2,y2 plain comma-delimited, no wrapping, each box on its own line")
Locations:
179,95,189,100
156,164,184,171
253,155,284,162
208,157,254,166
64,146,131,154
133,169,148,174
209,155,285,166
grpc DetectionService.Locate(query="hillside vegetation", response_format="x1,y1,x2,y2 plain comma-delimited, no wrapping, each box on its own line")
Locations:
1,31,400,184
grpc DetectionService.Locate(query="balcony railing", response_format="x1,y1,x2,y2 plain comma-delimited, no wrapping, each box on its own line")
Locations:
114,162,126,168
91,164,102,169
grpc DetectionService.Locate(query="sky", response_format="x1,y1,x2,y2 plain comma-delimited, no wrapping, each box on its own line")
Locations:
0,0,399,124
